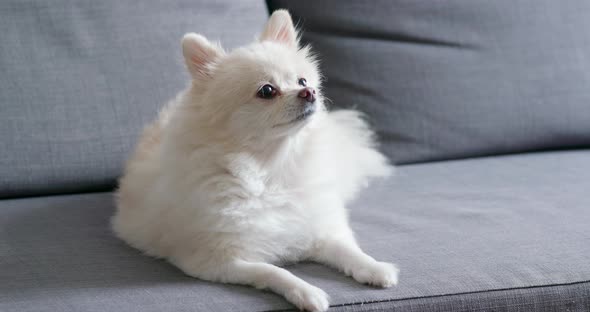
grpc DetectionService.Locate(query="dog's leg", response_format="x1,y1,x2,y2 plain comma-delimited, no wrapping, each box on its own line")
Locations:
180,259,329,312
310,234,399,288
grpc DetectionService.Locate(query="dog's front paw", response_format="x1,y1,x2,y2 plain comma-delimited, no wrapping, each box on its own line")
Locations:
285,284,329,312
352,261,399,288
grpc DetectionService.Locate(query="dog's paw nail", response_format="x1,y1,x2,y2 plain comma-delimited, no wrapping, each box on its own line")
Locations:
285,284,329,312
353,261,399,288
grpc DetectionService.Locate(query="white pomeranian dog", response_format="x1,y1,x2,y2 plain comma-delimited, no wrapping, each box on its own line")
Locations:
112,10,398,312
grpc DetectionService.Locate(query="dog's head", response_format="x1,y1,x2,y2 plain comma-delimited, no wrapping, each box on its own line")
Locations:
181,10,323,141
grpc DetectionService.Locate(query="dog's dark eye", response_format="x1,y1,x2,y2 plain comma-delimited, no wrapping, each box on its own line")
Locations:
298,78,307,87
257,84,277,99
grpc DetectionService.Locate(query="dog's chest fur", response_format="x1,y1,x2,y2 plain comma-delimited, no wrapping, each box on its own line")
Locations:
210,146,325,262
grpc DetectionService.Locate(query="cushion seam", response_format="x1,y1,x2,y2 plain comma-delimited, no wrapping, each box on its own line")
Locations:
260,279,590,312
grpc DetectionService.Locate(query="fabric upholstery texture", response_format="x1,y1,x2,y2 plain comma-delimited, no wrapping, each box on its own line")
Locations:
0,0,266,198
2,150,589,312
267,0,590,164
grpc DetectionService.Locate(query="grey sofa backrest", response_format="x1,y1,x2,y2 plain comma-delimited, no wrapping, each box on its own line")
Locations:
0,1,266,198
269,0,590,164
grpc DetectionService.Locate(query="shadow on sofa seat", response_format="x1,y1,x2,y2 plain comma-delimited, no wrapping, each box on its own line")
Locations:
2,150,590,312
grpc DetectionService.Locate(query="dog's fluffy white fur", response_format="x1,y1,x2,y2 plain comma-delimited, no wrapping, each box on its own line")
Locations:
112,10,398,312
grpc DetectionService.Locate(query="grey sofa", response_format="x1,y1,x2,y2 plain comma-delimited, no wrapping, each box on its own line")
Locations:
2,1,589,311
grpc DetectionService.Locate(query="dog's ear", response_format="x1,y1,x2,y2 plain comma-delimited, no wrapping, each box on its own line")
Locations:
259,9,298,48
182,33,224,80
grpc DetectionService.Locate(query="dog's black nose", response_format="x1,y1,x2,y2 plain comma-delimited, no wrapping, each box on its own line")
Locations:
298,87,316,103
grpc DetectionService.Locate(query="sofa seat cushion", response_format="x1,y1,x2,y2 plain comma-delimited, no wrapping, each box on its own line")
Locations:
2,150,590,311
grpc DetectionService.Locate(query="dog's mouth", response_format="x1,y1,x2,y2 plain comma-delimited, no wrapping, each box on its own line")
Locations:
274,103,317,128
293,104,316,122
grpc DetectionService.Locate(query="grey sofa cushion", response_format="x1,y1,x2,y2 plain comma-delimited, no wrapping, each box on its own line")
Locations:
267,0,590,164
2,150,589,311
0,1,266,198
